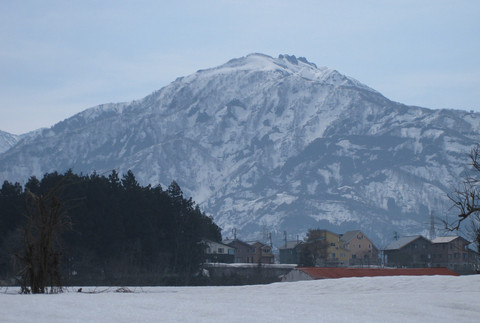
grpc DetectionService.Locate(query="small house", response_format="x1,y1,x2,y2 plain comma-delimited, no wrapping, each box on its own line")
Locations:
204,240,235,263
223,239,255,263
279,240,303,264
383,235,431,268
340,230,379,266
431,236,477,273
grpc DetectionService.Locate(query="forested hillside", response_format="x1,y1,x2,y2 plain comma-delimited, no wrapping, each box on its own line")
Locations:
0,170,221,286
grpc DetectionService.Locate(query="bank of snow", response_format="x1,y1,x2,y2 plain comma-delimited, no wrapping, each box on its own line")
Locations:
1,275,479,322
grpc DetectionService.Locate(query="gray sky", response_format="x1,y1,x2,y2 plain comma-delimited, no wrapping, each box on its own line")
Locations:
1,0,479,134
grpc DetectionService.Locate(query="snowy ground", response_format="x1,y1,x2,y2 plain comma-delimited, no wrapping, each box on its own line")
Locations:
1,275,479,322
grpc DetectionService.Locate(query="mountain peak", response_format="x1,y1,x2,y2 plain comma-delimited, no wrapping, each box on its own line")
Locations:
186,53,374,92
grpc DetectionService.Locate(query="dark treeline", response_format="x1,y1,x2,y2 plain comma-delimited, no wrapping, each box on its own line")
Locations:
0,170,222,286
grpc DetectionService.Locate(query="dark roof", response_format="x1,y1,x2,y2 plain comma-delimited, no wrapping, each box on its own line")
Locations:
223,239,252,248
279,241,303,250
296,267,459,279
384,235,428,250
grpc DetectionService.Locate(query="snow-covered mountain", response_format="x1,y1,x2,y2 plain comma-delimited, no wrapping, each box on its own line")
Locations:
1,53,478,245
0,130,19,154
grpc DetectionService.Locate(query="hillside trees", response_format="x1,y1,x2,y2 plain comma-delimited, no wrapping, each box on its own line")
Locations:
0,170,222,286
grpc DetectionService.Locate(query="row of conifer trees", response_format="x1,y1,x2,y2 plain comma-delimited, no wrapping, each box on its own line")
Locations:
0,169,222,288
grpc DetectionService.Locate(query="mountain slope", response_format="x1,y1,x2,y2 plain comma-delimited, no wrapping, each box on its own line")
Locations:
0,130,19,154
1,54,478,245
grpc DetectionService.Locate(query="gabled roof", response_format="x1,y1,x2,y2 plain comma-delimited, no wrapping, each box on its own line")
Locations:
340,230,361,243
203,239,234,249
384,235,428,250
431,236,465,244
223,239,253,248
296,267,459,279
279,240,303,250
246,240,268,247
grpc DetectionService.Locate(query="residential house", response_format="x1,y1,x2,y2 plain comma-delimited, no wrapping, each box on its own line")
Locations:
204,240,235,263
279,240,303,264
383,235,431,268
322,230,350,266
431,236,478,273
303,230,350,266
340,230,379,266
223,239,255,263
248,241,275,264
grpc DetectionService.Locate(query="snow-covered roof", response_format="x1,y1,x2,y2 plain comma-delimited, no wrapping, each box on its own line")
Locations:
384,235,425,250
203,239,234,249
431,236,461,244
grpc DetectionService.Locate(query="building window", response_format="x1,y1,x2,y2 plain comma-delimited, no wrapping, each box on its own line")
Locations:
218,248,224,253
463,253,467,260
330,242,336,246
331,253,336,259
359,244,361,248
454,253,460,259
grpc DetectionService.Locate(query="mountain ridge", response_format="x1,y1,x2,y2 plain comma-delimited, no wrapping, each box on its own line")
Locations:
1,53,478,245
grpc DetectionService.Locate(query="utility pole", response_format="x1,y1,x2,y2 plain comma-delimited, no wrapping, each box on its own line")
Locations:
429,211,436,240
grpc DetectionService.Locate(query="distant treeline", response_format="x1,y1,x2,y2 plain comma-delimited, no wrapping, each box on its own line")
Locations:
0,170,222,286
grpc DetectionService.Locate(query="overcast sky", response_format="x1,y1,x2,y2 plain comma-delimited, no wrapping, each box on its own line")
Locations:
1,0,479,134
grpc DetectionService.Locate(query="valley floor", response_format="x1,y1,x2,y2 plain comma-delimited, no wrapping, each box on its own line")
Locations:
1,275,479,322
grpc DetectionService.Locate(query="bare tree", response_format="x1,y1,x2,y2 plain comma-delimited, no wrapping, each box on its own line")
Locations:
448,145,480,231
298,229,328,267
15,189,71,294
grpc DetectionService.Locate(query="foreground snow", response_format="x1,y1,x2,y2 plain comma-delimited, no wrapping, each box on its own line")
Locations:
1,275,479,322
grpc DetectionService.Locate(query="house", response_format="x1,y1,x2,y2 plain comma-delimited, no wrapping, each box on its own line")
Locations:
431,236,478,273
279,240,303,264
248,241,275,264
340,230,379,266
383,235,431,268
302,230,350,266
204,240,235,263
282,267,459,282
223,239,255,263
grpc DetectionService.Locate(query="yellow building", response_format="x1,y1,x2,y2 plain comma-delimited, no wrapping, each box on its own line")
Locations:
323,230,351,266
304,229,351,266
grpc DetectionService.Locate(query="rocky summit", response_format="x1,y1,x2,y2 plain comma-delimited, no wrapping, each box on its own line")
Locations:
1,53,479,245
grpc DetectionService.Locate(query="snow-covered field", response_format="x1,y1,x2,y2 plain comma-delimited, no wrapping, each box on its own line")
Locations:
1,275,479,322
